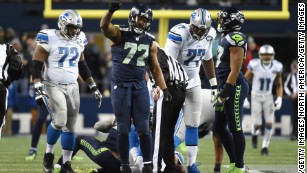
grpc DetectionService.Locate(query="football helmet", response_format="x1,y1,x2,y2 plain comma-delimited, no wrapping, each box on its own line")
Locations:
217,7,244,33
128,3,153,35
189,8,212,40
259,44,275,65
58,9,83,39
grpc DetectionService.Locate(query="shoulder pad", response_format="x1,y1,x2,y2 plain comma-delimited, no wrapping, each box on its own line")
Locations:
206,27,217,41
168,23,188,43
75,31,88,45
36,29,52,44
225,32,246,46
145,32,155,40
273,60,283,72
248,59,260,70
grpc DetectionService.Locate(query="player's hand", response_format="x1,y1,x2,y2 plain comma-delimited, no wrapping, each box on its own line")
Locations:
210,85,219,103
152,86,160,102
162,88,172,102
89,84,103,108
243,98,250,109
274,96,282,110
212,94,224,112
109,0,122,13
34,82,48,106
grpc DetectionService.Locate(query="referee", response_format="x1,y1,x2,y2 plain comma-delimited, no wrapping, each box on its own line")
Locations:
0,42,22,138
153,47,188,173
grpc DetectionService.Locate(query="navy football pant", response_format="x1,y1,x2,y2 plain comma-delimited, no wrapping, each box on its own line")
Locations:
58,135,121,173
213,81,249,168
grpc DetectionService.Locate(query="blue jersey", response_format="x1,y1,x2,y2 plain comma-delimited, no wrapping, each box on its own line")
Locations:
111,27,155,83
216,32,247,86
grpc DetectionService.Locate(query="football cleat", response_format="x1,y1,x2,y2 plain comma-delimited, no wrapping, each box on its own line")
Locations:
43,153,54,173
25,148,37,161
120,165,132,173
187,163,200,173
142,163,153,173
261,147,269,156
251,135,258,149
54,164,61,173
60,161,76,173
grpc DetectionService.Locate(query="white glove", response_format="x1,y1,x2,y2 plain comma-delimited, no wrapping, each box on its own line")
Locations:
274,96,282,110
243,98,250,109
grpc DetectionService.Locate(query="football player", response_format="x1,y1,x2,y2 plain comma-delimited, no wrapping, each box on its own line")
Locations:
32,9,102,173
100,2,170,173
213,7,249,173
164,8,218,173
244,44,283,155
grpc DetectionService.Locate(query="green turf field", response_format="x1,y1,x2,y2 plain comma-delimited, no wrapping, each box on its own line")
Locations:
0,135,298,173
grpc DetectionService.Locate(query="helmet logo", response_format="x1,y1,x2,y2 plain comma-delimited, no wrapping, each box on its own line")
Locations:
191,12,196,21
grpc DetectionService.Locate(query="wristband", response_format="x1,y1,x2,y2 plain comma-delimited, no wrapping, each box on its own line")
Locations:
220,83,233,98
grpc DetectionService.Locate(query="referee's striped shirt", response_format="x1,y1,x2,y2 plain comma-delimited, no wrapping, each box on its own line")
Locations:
157,47,188,85
0,43,11,82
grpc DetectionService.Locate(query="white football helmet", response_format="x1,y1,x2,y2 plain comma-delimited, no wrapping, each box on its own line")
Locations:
259,44,275,65
189,8,212,40
57,9,83,39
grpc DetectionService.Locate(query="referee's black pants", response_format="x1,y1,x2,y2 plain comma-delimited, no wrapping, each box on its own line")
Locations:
0,84,8,132
153,84,185,173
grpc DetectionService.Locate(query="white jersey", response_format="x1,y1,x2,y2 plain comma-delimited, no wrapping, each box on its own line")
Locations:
248,59,283,96
165,23,216,89
36,29,87,84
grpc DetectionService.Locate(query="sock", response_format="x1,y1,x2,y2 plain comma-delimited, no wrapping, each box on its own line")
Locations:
31,118,45,148
46,123,61,145
117,134,130,164
186,146,197,166
139,133,152,162
62,149,73,164
129,147,138,161
185,127,198,166
262,127,272,148
46,143,55,154
232,131,245,169
219,129,236,163
214,163,221,172
174,135,182,150
61,131,75,150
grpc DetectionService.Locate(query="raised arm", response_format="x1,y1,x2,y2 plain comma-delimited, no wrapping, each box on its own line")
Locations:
100,1,122,43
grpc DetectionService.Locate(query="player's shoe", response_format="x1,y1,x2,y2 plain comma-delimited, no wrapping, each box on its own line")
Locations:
187,163,200,173
120,165,132,173
232,167,245,173
72,155,84,161
54,164,61,173
60,161,76,173
142,163,152,173
261,147,269,156
25,148,37,161
251,135,258,149
43,153,54,173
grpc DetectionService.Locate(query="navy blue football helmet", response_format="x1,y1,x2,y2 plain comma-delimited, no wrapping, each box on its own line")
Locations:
217,7,244,33
128,3,153,35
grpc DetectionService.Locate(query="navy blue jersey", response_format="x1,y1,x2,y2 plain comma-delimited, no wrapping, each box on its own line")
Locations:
216,32,247,86
102,128,118,153
111,27,155,83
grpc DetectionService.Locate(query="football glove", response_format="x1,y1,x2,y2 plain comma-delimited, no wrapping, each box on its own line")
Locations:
274,96,282,110
212,94,224,112
243,98,250,109
162,88,172,102
34,82,48,106
109,0,122,13
89,83,103,108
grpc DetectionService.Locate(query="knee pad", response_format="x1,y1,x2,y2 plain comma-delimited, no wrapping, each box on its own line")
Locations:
117,122,130,134
135,121,150,134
